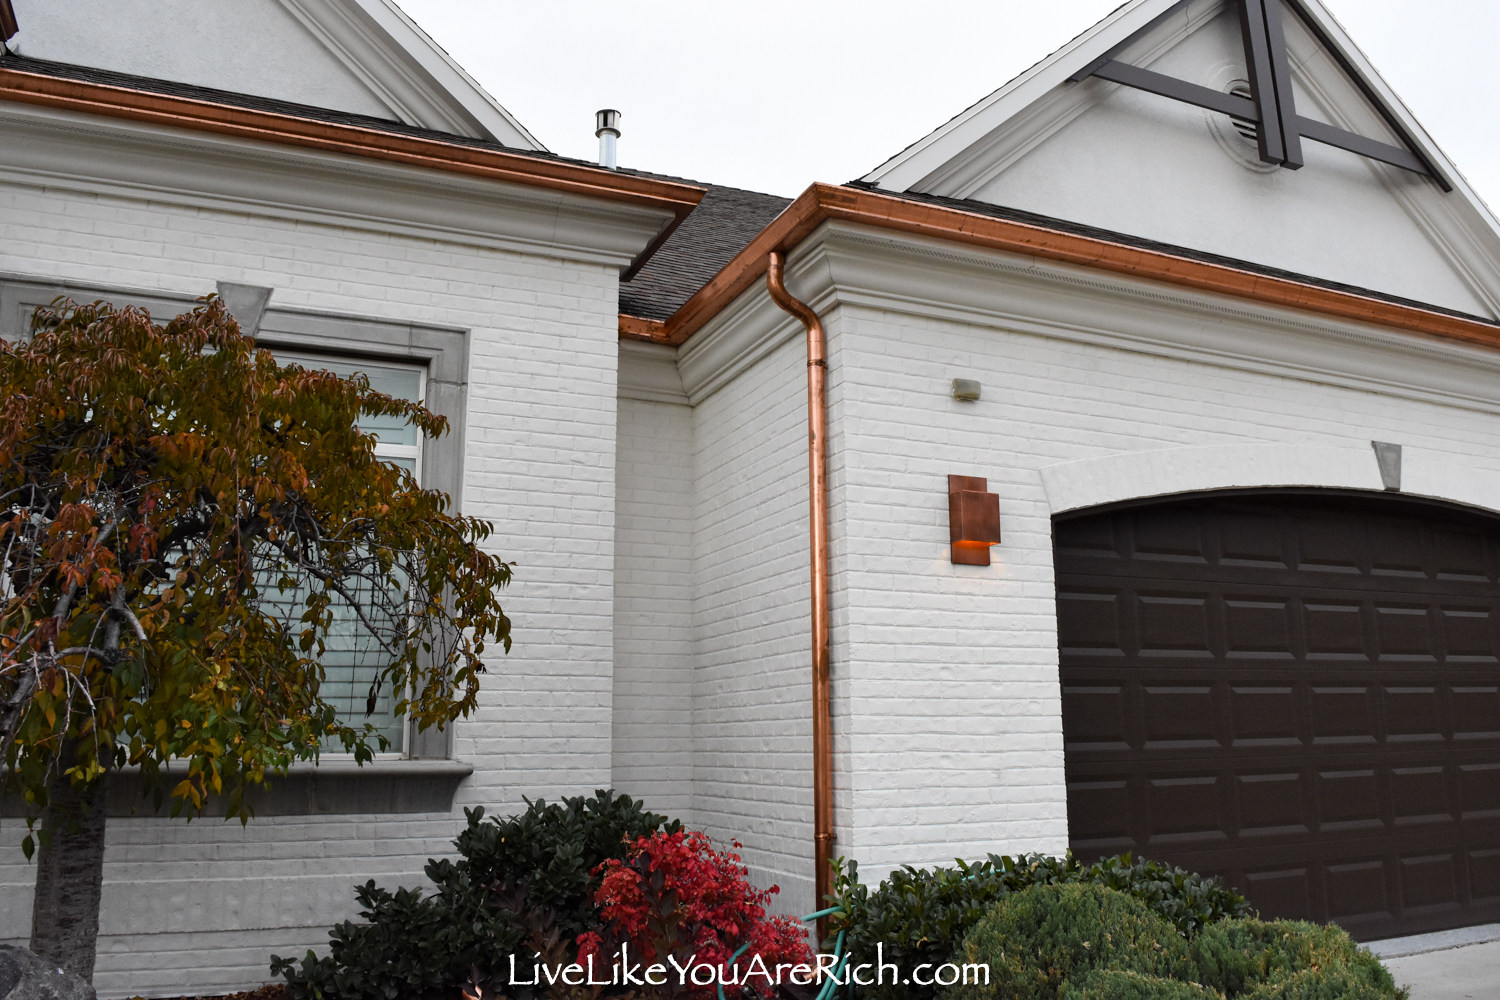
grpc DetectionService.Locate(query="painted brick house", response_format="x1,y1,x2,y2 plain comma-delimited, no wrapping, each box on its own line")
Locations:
4,0,1500,994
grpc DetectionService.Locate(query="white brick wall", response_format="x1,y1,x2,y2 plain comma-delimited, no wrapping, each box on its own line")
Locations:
0,121,639,993
820,232,1500,886
687,331,820,916
607,226,1500,914
611,397,696,820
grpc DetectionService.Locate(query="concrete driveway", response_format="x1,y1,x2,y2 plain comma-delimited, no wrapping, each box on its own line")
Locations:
1368,925,1500,1000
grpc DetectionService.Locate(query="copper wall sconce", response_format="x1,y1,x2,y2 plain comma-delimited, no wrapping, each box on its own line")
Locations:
949,475,1001,565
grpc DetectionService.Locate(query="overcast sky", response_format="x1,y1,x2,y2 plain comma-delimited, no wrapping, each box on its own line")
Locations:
397,1,1500,210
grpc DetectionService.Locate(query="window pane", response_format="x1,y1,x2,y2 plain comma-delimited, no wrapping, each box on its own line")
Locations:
255,562,407,755
263,352,422,755
274,355,423,447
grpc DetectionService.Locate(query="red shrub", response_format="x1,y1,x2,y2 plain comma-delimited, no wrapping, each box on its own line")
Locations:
578,830,813,997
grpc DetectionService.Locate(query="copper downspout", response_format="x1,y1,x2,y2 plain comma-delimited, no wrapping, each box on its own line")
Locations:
765,251,835,939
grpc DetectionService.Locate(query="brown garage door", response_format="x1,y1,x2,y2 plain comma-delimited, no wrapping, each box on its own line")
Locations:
1055,491,1500,940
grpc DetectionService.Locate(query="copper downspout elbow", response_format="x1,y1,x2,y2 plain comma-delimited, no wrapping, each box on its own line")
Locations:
766,250,835,942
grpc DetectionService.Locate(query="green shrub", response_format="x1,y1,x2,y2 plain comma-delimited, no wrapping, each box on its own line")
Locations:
271,789,678,1000
943,883,1195,999
830,852,1249,1000
1192,919,1405,1000
1061,969,1222,1000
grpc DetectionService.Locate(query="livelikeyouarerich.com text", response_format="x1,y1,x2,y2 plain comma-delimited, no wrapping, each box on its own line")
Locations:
507,945,990,990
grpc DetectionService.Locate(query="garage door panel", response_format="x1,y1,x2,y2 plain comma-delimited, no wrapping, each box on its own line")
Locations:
1241,866,1315,920
1295,516,1364,575
1066,774,1135,850
1230,685,1300,746
1309,686,1378,744
1141,685,1217,747
1441,608,1498,659
1369,519,1427,578
1303,601,1369,659
1468,848,1500,901
1058,493,1500,938
1061,684,1130,750
1458,763,1500,820
1452,685,1500,740
1324,858,1390,920
1055,515,1121,558
1399,852,1461,910
1235,771,1309,836
1218,511,1288,568
1435,528,1493,582
1375,604,1438,659
1146,773,1226,844
1224,597,1294,657
1136,591,1214,656
1131,508,1209,563
1057,589,1127,655
1390,766,1454,826
1316,769,1384,831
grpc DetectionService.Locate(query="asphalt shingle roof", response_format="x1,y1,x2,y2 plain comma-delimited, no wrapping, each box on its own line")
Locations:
618,182,792,321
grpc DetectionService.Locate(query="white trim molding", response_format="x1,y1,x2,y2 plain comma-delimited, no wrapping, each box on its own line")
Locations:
1040,441,1500,519
1040,443,1385,514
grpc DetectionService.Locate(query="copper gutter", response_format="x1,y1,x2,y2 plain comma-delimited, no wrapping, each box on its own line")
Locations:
0,65,705,274
619,182,1500,354
765,251,835,938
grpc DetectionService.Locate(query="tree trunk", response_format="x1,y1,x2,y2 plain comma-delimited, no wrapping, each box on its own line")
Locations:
30,743,110,983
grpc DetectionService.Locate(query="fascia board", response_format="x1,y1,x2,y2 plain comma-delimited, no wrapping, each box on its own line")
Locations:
636,183,1500,358
672,216,1500,416
0,63,701,240
859,0,1183,192
343,0,544,150
814,222,1500,415
674,247,820,406
0,101,674,268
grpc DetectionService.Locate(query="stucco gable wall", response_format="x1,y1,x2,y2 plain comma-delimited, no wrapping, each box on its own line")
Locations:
960,4,1498,320
11,0,398,120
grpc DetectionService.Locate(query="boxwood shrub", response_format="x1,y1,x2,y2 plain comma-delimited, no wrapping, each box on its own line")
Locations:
945,883,1195,999
829,852,1251,1000
942,884,1407,1000
1190,917,1406,1000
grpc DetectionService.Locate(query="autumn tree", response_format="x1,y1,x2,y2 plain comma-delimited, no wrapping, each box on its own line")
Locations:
0,297,512,981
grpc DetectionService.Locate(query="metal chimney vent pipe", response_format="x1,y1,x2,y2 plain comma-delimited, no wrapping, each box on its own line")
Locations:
595,109,620,170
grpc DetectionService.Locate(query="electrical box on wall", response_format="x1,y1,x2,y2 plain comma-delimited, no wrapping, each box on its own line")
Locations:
948,474,1001,565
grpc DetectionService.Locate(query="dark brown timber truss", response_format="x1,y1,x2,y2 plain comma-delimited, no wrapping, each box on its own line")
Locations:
1069,0,1449,190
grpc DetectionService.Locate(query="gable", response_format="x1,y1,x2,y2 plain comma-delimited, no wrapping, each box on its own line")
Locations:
861,0,1500,322
6,0,540,147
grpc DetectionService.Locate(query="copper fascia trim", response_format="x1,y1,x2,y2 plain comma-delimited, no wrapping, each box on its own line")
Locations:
765,251,835,940
622,182,1500,354
0,66,705,272
618,315,670,344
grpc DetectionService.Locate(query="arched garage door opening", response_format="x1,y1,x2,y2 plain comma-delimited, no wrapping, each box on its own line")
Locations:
1055,490,1500,941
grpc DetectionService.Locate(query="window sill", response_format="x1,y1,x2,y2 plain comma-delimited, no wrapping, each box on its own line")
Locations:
3,759,475,819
